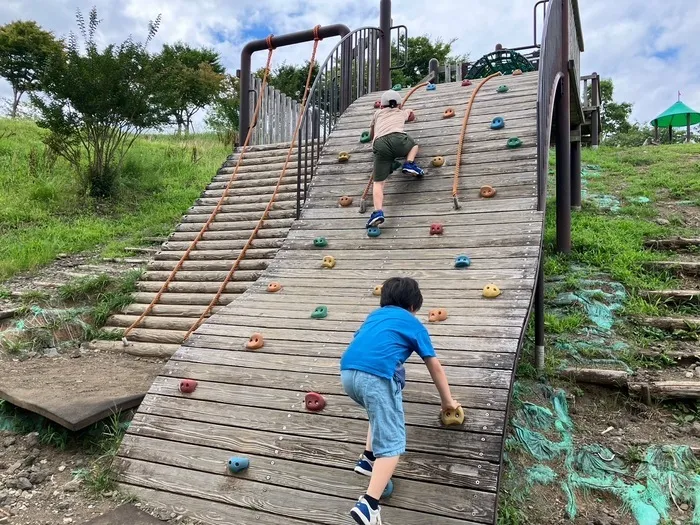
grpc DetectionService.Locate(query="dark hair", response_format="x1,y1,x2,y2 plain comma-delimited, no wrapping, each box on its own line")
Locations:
388,99,398,108
380,277,423,312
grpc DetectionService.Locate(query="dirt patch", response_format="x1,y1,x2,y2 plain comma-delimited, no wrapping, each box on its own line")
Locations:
656,200,700,231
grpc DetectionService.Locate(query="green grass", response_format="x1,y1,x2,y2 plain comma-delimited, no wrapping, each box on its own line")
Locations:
0,118,229,280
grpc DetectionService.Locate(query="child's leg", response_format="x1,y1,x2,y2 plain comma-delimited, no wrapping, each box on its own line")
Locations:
406,144,419,163
372,180,386,211
366,426,372,451
366,456,400,499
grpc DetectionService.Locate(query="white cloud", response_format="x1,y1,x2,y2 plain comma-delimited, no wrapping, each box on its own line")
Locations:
2,0,699,127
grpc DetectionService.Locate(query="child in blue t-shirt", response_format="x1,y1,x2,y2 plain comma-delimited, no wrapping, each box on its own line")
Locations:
340,277,460,525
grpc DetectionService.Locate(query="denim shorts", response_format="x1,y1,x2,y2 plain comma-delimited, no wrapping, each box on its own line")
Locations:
340,369,406,458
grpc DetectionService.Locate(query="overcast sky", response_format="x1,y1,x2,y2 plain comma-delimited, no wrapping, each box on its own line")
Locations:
2,0,698,130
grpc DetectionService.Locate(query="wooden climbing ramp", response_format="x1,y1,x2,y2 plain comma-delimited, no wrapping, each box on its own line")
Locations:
116,71,542,524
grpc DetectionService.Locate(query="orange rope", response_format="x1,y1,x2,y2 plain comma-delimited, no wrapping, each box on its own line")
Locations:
360,81,431,205
183,27,323,340
122,41,277,341
452,73,502,209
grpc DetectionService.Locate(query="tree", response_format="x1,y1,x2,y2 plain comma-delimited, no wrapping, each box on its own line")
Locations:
205,74,240,147
32,8,168,198
0,20,63,118
154,43,225,134
589,78,633,136
391,35,468,87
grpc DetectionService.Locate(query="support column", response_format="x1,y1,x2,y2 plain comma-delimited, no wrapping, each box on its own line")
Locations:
379,0,392,90
687,114,692,143
591,73,600,149
571,134,582,209
535,257,545,370
428,58,439,83
557,0,571,254
668,125,673,143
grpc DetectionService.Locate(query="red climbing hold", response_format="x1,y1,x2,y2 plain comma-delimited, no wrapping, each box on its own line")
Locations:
461,79,472,87
374,100,381,109
179,379,197,394
305,392,326,412
430,223,444,235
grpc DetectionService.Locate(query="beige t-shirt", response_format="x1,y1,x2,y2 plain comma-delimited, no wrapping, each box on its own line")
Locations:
371,108,412,141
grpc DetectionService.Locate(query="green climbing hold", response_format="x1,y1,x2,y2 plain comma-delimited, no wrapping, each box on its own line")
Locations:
311,306,328,319
507,137,523,149
367,226,381,238
392,160,402,172
497,85,509,93
392,83,402,90
313,237,328,248
360,131,371,144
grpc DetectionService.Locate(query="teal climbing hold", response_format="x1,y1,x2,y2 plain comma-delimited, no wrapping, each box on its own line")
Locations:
507,137,523,149
367,226,381,238
313,237,328,248
311,306,328,319
392,83,402,90
490,117,505,130
497,85,509,93
382,479,394,499
360,131,371,143
227,457,249,474
455,255,471,268
426,83,436,91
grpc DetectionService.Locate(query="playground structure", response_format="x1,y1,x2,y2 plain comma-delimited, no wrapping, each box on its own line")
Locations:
105,0,602,523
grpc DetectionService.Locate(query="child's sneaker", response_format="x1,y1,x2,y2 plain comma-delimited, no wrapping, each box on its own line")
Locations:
350,497,382,525
402,161,425,177
354,454,374,476
366,210,385,228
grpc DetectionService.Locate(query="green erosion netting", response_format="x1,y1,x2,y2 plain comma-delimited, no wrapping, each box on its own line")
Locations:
506,384,700,524
581,165,622,213
0,305,90,351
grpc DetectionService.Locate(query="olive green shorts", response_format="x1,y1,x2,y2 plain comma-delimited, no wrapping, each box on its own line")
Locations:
373,132,416,182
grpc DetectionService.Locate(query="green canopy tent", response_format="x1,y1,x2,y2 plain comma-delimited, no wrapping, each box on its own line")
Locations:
650,100,700,143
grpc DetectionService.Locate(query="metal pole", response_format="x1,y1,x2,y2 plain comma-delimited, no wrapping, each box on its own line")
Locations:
654,124,659,142
687,113,691,143
571,133,581,209
556,0,571,254
379,0,392,90
239,24,350,142
668,125,672,143
428,58,439,83
534,256,545,370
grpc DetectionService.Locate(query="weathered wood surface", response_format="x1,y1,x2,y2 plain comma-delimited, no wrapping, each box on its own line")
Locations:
117,74,541,524
643,237,700,251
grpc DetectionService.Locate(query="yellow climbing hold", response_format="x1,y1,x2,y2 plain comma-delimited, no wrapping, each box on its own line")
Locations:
483,284,502,298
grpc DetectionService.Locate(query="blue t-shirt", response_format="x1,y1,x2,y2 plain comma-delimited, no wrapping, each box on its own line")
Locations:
340,306,437,381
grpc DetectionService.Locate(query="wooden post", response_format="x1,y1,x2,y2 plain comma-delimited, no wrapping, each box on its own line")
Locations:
590,73,600,149
654,124,659,142
535,256,545,370
557,0,572,254
571,134,582,209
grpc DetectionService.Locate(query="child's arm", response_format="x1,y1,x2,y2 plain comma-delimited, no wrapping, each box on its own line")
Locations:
424,357,460,410
403,107,415,122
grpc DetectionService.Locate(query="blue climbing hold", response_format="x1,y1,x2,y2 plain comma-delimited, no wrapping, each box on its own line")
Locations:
227,457,249,474
490,117,505,130
455,255,471,268
426,83,436,91
382,479,394,499
367,226,381,238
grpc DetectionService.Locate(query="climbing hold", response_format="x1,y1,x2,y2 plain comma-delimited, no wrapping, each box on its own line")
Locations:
429,223,444,236
497,85,509,93
507,137,523,149
179,379,197,394
373,285,383,296
483,284,502,298
322,255,336,269
313,237,328,248
382,479,394,499
513,69,523,76
443,108,455,119
374,100,382,109
455,255,471,268
311,306,328,319
305,392,326,412
428,308,448,322
392,160,402,172
480,185,497,198
440,405,465,426
267,282,282,293
227,457,250,474
245,333,264,350
360,131,371,143
338,152,350,163
338,195,353,207
461,79,472,87
392,83,402,90
367,226,381,238
426,83,436,91
490,117,505,130
431,156,445,167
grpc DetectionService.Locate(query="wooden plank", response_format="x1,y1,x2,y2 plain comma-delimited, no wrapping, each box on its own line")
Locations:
120,434,495,523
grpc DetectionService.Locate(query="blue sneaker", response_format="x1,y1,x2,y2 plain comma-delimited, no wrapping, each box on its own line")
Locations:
350,497,382,525
402,161,425,177
354,454,374,476
366,210,385,228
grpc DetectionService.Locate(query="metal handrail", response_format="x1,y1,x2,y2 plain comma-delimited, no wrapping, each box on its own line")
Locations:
295,26,383,218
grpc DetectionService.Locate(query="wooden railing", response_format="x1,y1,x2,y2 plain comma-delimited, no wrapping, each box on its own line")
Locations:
247,77,311,146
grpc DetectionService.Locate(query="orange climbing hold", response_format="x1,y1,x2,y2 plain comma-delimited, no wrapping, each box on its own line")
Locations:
443,108,455,119
305,392,326,412
480,185,497,198
322,255,336,269
513,69,523,76
428,308,448,322
338,195,353,207
245,333,264,350
267,282,282,293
